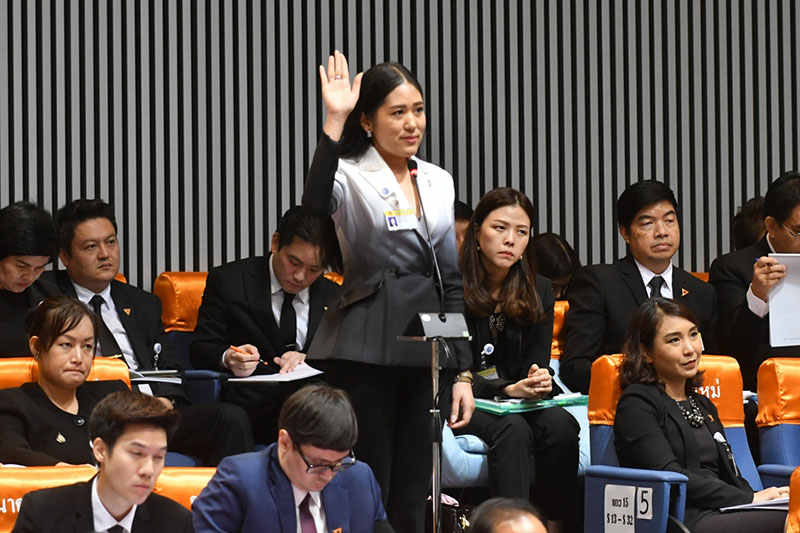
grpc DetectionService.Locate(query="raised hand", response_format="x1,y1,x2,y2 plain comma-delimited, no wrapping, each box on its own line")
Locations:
319,50,363,140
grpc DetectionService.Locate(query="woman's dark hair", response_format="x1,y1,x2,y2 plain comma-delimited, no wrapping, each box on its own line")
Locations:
532,232,581,280
619,298,704,393
0,201,57,261
460,187,543,324
339,62,424,159
469,497,546,533
279,383,358,451
26,296,98,356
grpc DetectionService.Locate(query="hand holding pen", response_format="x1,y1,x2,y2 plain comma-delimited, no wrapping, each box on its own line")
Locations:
225,344,266,377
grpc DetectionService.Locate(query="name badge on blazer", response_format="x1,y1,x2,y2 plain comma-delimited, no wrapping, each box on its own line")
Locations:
384,208,417,231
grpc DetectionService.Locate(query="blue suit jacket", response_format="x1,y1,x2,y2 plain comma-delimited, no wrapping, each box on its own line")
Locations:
192,443,388,533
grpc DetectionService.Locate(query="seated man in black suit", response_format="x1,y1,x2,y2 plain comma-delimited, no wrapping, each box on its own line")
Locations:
191,206,341,444
560,180,717,394
13,390,192,533
46,199,254,466
710,172,800,390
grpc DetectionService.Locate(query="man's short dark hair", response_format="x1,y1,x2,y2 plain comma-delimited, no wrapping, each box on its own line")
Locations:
732,196,766,250
275,206,342,273
55,199,118,255
469,498,546,533
90,390,179,452
0,201,57,260
764,171,800,223
278,383,357,451
616,180,679,231
454,200,473,222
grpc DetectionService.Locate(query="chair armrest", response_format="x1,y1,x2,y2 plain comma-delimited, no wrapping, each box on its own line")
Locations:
586,465,688,484
758,463,797,488
184,369,229,380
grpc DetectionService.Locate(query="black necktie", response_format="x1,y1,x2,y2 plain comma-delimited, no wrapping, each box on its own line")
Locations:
279,291,297,351
108,525,125,533
89,295,124,359
648,275,665,299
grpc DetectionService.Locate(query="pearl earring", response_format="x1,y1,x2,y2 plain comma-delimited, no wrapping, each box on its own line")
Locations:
366,130,372,138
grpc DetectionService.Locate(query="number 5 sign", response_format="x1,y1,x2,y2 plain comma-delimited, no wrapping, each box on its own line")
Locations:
637,487,653,520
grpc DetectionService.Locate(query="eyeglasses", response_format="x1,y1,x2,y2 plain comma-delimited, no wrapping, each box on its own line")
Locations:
294,443,356,474
780,222,800,240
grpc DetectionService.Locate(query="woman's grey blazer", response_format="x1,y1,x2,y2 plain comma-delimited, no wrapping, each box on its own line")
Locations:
303,135,471,369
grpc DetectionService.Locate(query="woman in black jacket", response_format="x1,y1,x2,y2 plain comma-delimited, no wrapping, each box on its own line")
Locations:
457,187,581,529
615,298,787,531
0,296,125,465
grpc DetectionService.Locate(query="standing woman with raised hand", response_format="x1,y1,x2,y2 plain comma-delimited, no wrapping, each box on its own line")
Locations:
302,51,475,530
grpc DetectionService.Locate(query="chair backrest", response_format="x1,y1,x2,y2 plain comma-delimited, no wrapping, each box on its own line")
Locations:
550,300,569,359
788,466,800,532
152,272,209,333
0,465,96,531
690,271,709,282
0,465,215,530
152,467,216,509
114,272,127,283
588,354,761,488
0,357,131,389
757,358,800,465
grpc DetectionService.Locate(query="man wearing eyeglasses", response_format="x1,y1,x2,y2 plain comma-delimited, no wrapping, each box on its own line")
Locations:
192,383,393,533
710,171,800,391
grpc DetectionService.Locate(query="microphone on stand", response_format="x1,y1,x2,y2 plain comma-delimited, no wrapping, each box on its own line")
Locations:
409,158,447,322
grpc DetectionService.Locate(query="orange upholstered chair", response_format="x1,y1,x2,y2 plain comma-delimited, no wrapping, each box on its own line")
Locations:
323,271,343,285
690,271,709,282
757,358,800,466
152,271,209,333
788,466,800,533
0,465,96,531
0,357,130,390
0,466,215,531
152,467,216,509
550,300,569,359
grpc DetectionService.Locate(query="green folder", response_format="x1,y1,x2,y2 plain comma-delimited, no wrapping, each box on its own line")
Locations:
474,394,588,415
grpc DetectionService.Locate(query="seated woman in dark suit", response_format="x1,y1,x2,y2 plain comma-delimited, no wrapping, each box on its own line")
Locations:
0,201,60,357
457,187,581,529
615,298,787,532
0,296,126,466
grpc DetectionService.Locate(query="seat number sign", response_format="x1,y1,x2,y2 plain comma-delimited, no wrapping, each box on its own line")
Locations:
604,484,653,532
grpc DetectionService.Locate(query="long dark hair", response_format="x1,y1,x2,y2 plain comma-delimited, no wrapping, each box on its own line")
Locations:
339,62,424,159
619,298,704,393
460,187,543,324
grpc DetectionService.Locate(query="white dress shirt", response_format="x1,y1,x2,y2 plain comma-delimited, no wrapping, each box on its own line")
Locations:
634,259,674,299
92,477,137,533
291,484,327,533
746,235,777,318
73,281,153,395
269,254,311,352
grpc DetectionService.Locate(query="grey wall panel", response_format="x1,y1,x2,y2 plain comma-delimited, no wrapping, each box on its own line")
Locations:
2,0,799,288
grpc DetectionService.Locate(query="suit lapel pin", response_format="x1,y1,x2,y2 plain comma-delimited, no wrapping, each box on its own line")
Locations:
123,308,131,315
681,288,689,297
333,529,342,533
323,306,328,311
56,433,66,444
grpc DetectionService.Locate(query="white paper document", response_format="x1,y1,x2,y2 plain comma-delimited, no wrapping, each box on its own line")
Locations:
228,363,324,383
768,253,800,348
720,497,788,512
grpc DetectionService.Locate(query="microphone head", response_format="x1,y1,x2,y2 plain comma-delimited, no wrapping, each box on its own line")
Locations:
407,158,418,178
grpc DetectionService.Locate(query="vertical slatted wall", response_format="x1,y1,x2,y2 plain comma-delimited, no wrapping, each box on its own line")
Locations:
1,0,798,288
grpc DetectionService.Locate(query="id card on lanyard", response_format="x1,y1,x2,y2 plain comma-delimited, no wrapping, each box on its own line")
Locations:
384,208,417,231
